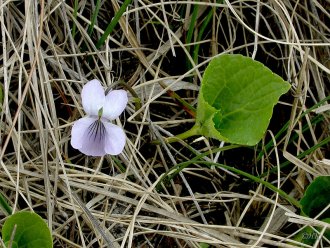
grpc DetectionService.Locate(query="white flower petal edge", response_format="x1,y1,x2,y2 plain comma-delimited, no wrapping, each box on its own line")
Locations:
71,117,95,149
103,90,128,120
82,79,105,116
103,122,126,155
79,136,107,157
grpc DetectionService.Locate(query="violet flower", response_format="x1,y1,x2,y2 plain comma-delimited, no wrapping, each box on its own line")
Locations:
71,79,128,156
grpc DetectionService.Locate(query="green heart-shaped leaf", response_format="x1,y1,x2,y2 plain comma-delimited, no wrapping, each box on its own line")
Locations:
2,211,53,248
300,176,330,219
195,54,290,145
296,176,330,244
322,218,330,240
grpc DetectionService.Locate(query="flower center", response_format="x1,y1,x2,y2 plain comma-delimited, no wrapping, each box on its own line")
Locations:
98,107,103,119
87,119,106,142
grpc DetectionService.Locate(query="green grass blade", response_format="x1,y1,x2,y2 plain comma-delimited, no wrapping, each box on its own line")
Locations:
186,4,199,52
87,0,101,36
257,95,330,160
96,0,133,49
262,135,330,177
0,192,12,216
192,7,213,64
71,0,79,39
185,3,198,69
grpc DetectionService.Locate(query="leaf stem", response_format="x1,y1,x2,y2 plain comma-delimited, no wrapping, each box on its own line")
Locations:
164,160,301,208
165,124,200,143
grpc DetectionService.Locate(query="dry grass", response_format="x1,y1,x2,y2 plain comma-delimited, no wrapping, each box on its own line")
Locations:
0,0,329,247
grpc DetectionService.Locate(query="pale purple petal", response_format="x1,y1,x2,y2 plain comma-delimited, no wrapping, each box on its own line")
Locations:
102,90,128,120
82,79,105,116
103,122,126,155
71,117,96,149
79,138,106,157
71,116,106,156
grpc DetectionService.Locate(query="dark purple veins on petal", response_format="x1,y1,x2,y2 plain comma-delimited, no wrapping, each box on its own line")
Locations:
87,119,106,142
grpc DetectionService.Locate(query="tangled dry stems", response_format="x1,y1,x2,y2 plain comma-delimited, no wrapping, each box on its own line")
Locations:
0,1,329,247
